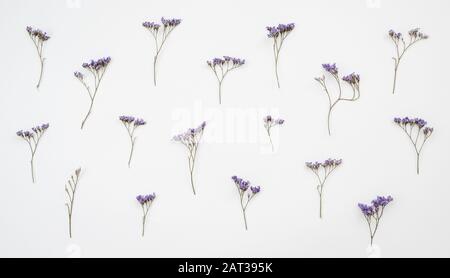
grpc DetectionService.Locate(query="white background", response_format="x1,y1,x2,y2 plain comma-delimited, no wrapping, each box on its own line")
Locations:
0,0,449,258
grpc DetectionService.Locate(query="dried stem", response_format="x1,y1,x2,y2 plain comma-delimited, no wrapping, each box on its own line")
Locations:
390,35,425,95
29,34,45,89
397,124,431,175
148,26,175,86
316,74,360,136
141,202,152,237
79,68,106,129
65,168,81,238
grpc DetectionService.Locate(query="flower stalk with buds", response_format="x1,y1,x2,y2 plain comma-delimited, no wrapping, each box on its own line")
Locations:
389,28,428,95
16,123,50,183
143,18,181,86
207,56,245,104
173,122,206,195
306,159,342,219
394,117,434,174
263,115,284,151
136,193,156,237
315,63,361,135
231,176,261,231
26,26,50,89
358,196,393,246
266,23,295,88
74,57,111,129
119,116,146,168
65,168,81,238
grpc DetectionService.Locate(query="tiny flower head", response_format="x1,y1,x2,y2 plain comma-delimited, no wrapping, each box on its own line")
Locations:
322,63,338,75
250,186,261,194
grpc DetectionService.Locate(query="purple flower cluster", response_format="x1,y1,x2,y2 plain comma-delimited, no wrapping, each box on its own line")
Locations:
16,123,50,183
207,56,246,67
232,176,261,195
207,56,245,104
388,30,402,41
266,23,295,38
82,57,111,71
143,17,181,86
26,26,50,88
389,28,428,94
306,158,343,170
231,176,261,230
136,193,156,205
394,117,431,131
408,28,428,40
26,26,50,41
120,116,147,167
74,71,83,80
173,122,206,195
263,115,285,127
394,117,434,174
120,116,146,127
161,17,181,27
142,21,161,30
322,63,339,75
75,56,111,129
358,195,393,246
136,193,156,237
306,158,342,218
173,121,206,145
342,72,360,86
17,123,50,139
358,196,393,217
316,63,361,135
263,116,285,151
266,23,295,88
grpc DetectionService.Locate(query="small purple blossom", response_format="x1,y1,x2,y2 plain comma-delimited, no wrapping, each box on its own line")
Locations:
26,26,50,88
358,195,393,246
266,23,295,88
173,122,206,195
394,117,434,174
75,57,111,130
316,63,361,135
389,28,428,94
263,115,285,151
306,158,342,218
207,56,245,104
231,176,261,230
143,17,181,86
136,193,156,237
322,63,338,75
120,116,147,167
16,123,50,183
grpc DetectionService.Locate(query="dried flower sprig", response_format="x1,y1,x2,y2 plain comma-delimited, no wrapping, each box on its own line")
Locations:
266,23,295,88
263,115,284,151
207,56,245,104
74,57,111,130
119,116,146,168
136,193,156,237
315,64,361,135
306,158,342,219
65,168,81,238
358,196,393,246
394,117,434,174
16,123,50,183
231,176,261,231
26,26,50,89
143,17,181,86
389,28,428,95
173,122,206,195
